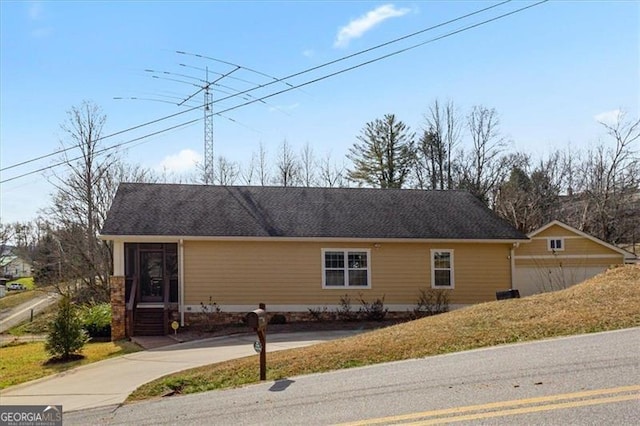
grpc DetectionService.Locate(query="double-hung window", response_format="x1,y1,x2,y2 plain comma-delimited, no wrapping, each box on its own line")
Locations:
431,249,454,289
322,249,370,288
548,238,564,251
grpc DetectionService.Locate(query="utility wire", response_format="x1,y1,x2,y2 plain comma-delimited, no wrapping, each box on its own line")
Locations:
1,102,205,172
180,0,514,106
201,1,551,117
1,0,547,182
1,0,514,174
2,119,201,183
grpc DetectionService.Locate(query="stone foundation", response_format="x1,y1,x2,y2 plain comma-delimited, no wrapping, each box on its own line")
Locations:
183,310,412,331
110,276,126,341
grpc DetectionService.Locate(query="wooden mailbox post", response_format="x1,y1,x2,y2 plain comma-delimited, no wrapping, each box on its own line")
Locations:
246,303,267,381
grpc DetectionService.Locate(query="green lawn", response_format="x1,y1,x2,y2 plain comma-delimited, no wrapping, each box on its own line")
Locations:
0,340,141,389
6,277,35,290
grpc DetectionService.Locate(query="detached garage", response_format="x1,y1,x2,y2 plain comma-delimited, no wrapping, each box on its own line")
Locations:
513,220,636,297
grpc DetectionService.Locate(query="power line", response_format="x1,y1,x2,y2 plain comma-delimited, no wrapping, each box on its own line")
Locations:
1,0,514,174
203,1,551,117
1,0,548,183
2,119,201,183
179,0,516,107
0,102,205,173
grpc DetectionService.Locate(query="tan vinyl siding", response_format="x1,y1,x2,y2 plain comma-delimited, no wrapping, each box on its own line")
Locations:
183,240,512,307
515,257,619,268
516,224,623,262
534,224,581,238
521,238,620,257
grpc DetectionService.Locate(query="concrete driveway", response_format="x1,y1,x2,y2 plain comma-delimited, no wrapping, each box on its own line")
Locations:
0,330,362,412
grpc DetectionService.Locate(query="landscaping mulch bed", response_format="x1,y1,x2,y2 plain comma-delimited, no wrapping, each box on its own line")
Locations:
172,319,403,343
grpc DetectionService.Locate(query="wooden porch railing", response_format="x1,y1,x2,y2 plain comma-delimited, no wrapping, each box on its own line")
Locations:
125,278,138,338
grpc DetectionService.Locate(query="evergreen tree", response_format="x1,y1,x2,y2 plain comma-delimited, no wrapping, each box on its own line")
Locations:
45,295,88,360
347,114,416,188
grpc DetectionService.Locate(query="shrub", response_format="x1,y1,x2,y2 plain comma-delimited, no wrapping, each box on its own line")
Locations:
358,294,389,321
45,295,88,361
80,303,112,338
199,296,222,331
269,314,287,325
336,294,358,321
413,288,450,318
308,306,331,322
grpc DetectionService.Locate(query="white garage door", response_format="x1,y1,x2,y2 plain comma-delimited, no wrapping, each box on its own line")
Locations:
513,266,608,297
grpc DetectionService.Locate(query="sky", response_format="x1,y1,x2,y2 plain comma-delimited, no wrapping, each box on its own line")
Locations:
1,1,638,224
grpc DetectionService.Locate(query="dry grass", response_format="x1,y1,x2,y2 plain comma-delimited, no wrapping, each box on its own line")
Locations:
7,305,57,336
0,340,141,389
129,265,640,401
0,290,40,311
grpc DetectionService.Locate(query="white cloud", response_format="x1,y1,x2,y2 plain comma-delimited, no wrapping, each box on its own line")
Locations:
269,102,300,113
594,109,622,125
302,49,315,58
334,4,410,48
158,149,201,172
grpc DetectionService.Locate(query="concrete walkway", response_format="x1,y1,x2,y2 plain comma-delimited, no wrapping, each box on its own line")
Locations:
0,330,362,412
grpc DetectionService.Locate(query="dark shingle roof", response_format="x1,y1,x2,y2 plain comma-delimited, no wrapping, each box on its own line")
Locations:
100,183,528,240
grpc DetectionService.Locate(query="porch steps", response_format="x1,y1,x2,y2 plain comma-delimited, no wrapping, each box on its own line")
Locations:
134,308,165,336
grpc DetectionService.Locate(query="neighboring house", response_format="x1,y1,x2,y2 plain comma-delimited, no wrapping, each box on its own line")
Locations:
512,220,637,297
100,183,529,339
0,255,32,278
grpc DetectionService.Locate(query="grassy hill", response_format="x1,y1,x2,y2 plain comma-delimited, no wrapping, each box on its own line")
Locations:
128,265,640,401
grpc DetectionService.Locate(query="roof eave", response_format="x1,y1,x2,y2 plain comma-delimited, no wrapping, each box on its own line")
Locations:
100,234,529,244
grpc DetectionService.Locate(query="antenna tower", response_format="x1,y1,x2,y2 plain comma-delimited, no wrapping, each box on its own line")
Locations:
203,67,214,184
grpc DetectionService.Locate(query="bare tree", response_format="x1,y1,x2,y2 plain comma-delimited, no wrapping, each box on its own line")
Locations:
241,152,257,185
0,222,14,258
257,142,270,186
348,114,416,189
495,152,563,233
46,101,112,300
319,152,347,188
213,156,239,185
458,106,509,205
47,101,156,301
574,112,640,243
416,100,462,189
300,142,317,187
275,139,301,187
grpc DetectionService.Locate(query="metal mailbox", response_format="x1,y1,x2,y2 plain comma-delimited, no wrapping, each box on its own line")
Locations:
496,289,521,300
246,308,267,331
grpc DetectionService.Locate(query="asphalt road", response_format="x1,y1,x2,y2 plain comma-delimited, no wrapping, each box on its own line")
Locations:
65,327,640,425
0,291,58,333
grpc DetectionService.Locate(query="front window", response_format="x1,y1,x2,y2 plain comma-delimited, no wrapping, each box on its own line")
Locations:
431,249,454,289
323,249,370,288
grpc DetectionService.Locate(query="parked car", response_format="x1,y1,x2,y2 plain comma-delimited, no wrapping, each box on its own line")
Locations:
7,283,25,291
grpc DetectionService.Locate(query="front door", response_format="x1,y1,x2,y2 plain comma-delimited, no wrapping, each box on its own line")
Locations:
140,251,164,302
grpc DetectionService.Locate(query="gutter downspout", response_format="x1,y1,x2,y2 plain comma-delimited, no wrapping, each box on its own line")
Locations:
179,239,185,326
510,242,520,290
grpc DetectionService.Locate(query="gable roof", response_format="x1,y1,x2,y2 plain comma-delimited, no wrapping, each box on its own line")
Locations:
100,183,528,241
528,220,637,261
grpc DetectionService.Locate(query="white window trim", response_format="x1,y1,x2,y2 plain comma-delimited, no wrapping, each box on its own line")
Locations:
431,249,454,289
321,248,371,289
547,237,565,252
